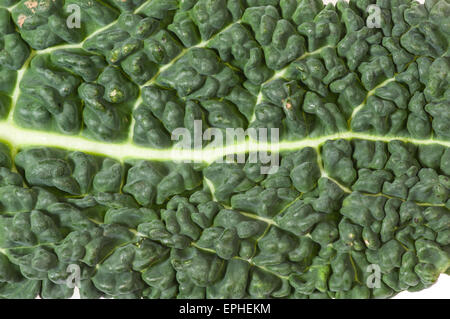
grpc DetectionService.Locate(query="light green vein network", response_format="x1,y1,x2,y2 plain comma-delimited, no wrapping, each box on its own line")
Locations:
1,0,447,164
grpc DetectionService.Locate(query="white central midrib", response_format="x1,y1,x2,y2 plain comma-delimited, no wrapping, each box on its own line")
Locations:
0,121,448,163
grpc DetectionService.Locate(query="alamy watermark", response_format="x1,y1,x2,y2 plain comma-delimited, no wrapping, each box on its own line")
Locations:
66,4,81,29
366,5,382,29
366,264,382,289
171,120,280,174
54,264,81,288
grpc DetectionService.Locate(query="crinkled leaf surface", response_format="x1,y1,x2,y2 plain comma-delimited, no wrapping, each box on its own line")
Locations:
0,0,448,299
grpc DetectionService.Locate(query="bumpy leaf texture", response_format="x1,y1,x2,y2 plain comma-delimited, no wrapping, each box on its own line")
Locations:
0,0,448,299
